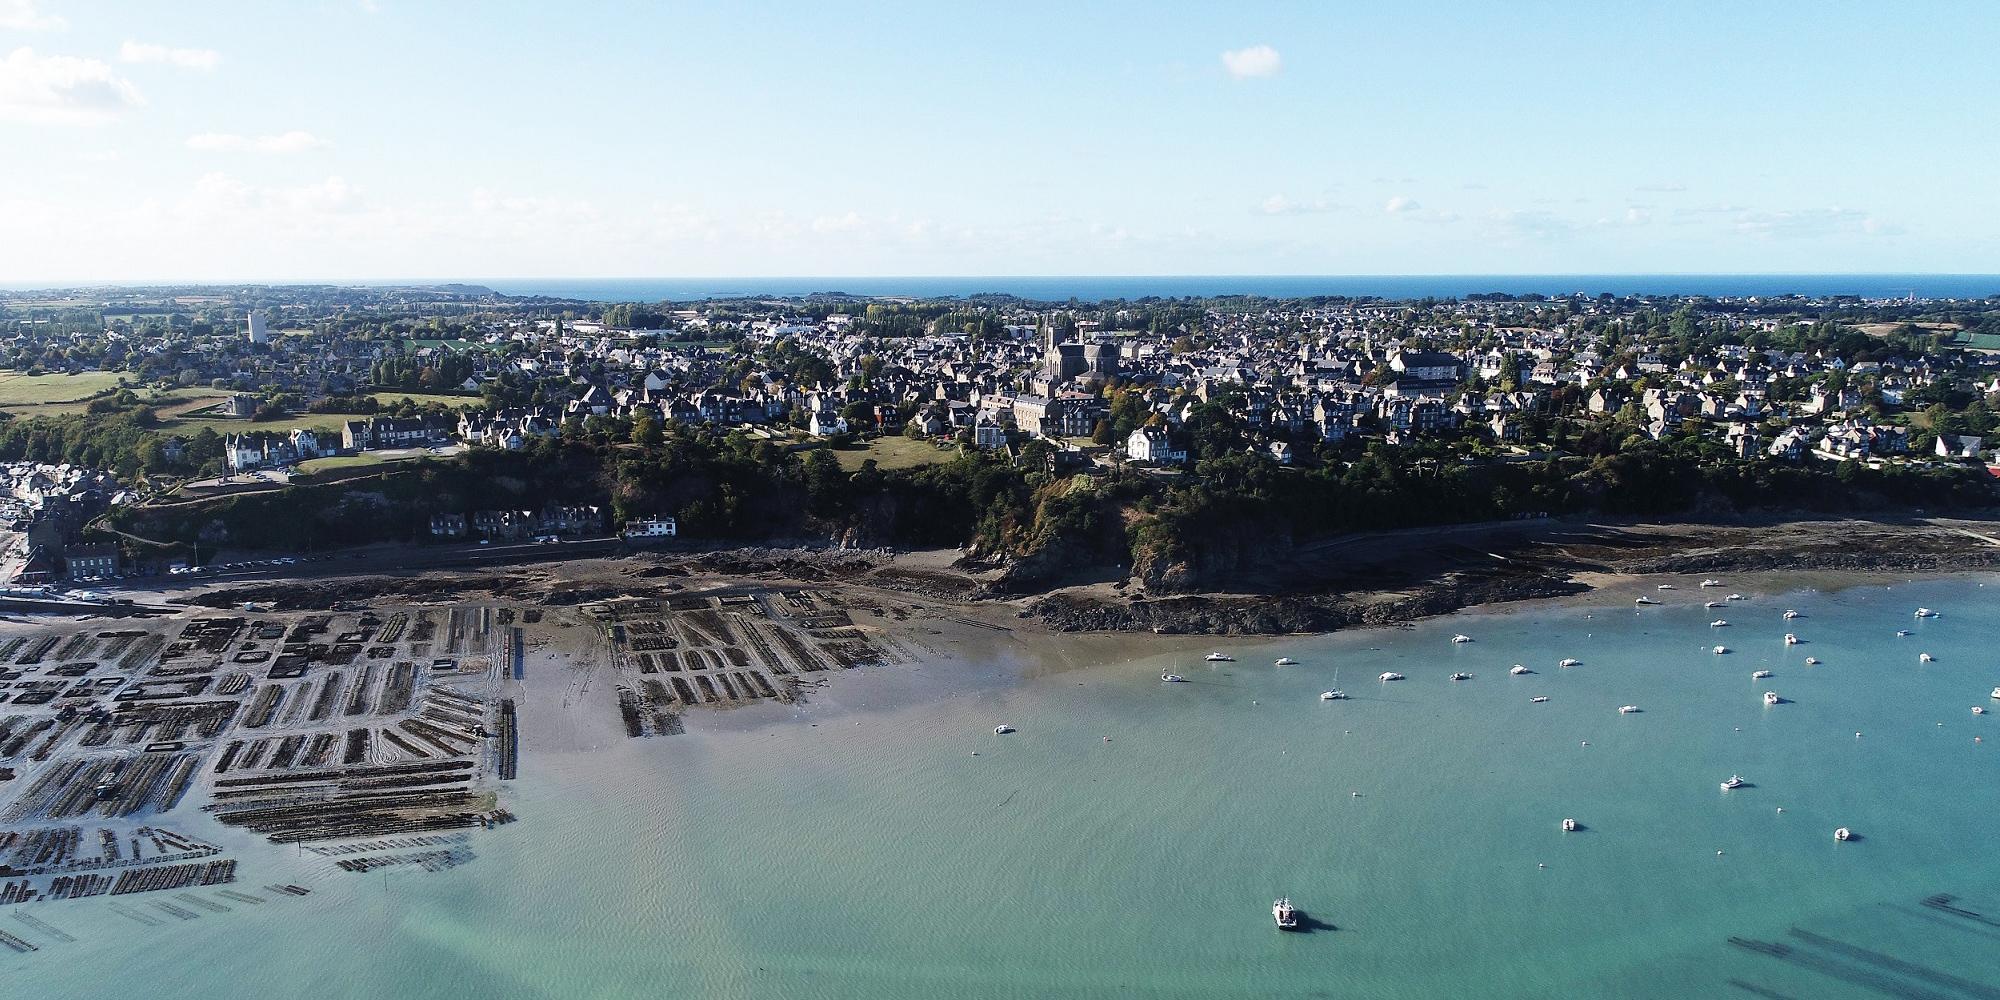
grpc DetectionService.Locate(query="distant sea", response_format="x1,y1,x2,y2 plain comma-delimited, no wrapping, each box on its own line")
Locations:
477,274,2000,302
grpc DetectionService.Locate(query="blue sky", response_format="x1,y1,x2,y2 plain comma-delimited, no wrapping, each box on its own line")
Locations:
2,0,1997,281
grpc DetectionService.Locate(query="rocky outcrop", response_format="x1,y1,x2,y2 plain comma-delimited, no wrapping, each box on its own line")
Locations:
1028,571,1586,635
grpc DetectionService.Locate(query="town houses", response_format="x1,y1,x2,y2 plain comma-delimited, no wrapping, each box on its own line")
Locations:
6,285,2000,573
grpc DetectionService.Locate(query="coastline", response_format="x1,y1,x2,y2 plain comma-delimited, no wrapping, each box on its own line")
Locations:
6,528,2000,998
166,514,2000,642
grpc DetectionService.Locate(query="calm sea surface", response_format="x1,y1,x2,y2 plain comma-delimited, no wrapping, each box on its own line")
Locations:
8,574,2000,999
476,274,2000,302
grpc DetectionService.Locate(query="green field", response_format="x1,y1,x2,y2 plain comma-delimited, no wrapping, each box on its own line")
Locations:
295,453,418,475
831,434,959,472
370,391,483,409
168,411,352,435
0,370,128,406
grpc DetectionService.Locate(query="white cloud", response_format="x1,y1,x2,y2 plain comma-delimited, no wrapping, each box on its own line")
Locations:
1220,44,1281,80
119,41,221,72
1259,194,1336,216
186,130,331,154
1732,206,1882,239
0,1,64,31
0,47,144,124
810,210,864,234
1384,195,1420,214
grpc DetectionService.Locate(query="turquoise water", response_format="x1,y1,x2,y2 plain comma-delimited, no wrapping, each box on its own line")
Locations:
9,575,2000,999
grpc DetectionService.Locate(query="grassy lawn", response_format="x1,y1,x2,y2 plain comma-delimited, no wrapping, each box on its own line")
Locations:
370,391,483,409
166,411,352,435
832,434,959,472
0,370,128,405
296,453,405,474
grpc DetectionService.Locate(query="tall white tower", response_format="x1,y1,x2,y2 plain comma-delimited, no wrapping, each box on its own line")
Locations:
246,310,269,344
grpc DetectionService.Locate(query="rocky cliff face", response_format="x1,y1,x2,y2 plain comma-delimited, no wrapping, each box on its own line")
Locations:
1129,519,1295,593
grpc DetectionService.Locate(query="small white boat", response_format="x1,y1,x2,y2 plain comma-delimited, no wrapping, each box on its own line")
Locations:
1705,601,1725,609
1804,656,1820,665
1974,706,1988,716
1530,696,1549,703
1713,645,1729,654
1784,633,1799,645
1700,579,1723,588
1896,629,1912,637
1834,827,1853,842
1783,610,1801,619
1451,634,1473,644
1450,671,1471,681
1510,665,1532,675
1763,691,1781,706
1161,671,1185,683
1920,653,1935,663
994,724,1016,735
1559,658,1581,667
1561,817,1579,832
1617,705,1640,714
1273,897,1300,930
1728,593,1745,601
1711,619,1730,628
1274,656,1299,666
1320,690,1345,701
1379,672,1404,682
1915,608,1938,618
1635,596,1659,606
1204,652,1234,662
1990,687,2000,700
1752,669,1773,679
1657,584,1675,590
1721,775,1746,790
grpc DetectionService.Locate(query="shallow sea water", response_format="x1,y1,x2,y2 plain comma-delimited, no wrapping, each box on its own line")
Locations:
8,575,2000,999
